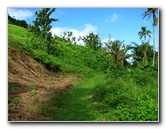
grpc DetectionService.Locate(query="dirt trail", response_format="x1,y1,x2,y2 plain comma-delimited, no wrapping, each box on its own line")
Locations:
8,46,82,121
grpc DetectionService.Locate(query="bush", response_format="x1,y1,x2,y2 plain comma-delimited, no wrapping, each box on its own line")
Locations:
91,73,158,121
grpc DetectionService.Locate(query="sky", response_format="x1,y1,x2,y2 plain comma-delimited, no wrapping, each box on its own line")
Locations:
8,8,159,49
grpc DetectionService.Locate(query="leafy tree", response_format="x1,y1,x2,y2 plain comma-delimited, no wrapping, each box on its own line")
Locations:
62,31,76,44
18,20,28,28
142,8,158,66
8,15,16,24
8,14,28,28
80,33,102,50
29,8,58,54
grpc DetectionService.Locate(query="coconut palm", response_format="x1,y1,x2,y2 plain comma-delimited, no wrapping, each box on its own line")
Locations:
131,41,153,66
138,26,151,42
106,40,122,68
138,27,151,65
119,44,136,68
142,8,158,66
106,40,134,68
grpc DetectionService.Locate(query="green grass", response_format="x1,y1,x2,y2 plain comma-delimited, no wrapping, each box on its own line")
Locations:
40,73,105,121
30,86,39,95
39,71,158,121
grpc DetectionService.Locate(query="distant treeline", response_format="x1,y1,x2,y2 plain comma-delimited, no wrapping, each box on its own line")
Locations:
8,14,28,28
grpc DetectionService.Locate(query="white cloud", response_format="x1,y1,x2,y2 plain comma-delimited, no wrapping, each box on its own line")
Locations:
105,13,119,23
83,24,97,33
51,23,97,45
8,8,33,20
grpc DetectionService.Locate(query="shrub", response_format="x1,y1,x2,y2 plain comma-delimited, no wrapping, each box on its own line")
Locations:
91,73,158,121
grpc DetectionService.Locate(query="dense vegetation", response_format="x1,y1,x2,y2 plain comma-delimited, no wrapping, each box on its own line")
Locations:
8,8,159,121
8,14,28,28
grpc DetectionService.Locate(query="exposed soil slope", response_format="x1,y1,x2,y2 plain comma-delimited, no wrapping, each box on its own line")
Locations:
8,46,82,121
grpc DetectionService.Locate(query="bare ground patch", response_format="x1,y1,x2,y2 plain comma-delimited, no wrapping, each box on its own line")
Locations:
8,46,82,121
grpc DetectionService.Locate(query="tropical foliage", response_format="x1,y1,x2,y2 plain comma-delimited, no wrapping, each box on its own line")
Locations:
29,8,58,54
142,8,158,66
8,14,28,28
80,32,102,50
8,8,159,121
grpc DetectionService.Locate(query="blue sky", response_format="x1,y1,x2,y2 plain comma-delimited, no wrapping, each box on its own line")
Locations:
8,8,159,49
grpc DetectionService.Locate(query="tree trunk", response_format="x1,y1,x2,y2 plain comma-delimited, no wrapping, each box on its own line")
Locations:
121,59,124,67
152,26,155,66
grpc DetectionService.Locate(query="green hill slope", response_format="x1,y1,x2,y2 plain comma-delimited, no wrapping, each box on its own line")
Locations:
8,24,111,75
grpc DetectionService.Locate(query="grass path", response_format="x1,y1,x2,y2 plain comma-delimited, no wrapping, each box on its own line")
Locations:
42,73,106,121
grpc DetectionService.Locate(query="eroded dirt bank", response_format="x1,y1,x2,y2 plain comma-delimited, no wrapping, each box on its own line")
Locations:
8,46,82,121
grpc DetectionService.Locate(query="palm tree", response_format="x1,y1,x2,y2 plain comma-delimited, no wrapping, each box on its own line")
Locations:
131,41,153,66
106,40,134,68
118,44,134,68
138,27,151,65
138,26,151,42
142,8,158,66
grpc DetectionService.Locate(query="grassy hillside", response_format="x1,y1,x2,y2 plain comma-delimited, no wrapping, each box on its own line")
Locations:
8,24,111,75
8,24,158,121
